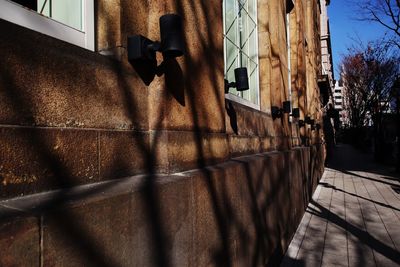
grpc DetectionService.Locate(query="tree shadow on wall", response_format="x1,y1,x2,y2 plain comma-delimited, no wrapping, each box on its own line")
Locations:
0,2,322,267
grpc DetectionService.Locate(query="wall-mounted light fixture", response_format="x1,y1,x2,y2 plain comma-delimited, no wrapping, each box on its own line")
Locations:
305,116,312,125
271,106,282,120
225,67,249,93
128,14,184,62
286,0,295,13
291,108,300,119
283,101,291,114
272,101,292,120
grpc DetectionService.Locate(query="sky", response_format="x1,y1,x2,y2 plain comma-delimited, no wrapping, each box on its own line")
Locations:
328,0,388,78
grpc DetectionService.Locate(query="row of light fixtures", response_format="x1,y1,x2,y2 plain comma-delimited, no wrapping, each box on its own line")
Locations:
126,13,321,132
127,13,251,93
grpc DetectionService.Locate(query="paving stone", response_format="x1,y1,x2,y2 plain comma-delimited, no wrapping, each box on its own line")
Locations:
321,252,348,266
296,248,323,263
348,256,376,267
281,144,400,267
373,250,400,267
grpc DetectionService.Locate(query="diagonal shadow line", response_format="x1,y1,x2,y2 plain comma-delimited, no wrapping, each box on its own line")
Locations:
115,63,172,267
336,169,400,188
0,56,122,267
319,181,400,212
308,199,400,264
173,2,232,266
380,176,400,182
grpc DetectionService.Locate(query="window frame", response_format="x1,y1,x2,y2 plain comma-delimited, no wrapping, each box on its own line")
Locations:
223,0,260,110
0,0,94,51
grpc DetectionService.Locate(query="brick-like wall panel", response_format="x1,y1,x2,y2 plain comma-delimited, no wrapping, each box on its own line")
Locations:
0,147,322,266
0,217,39,266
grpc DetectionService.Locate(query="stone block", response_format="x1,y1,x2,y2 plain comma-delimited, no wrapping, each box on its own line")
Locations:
151,131,229,174
0,216,39,267
42,174,194,267
0,127,98,199
0,20,149,130
99,130,149,179
229,136,262,158
189,161,245,266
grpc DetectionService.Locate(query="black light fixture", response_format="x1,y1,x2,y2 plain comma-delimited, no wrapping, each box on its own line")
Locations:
128,14,184,62
291,108,300,118
272,100,291,120
298,120,305,127
225,67,249,93
283,101,291,114
286,0,295,13
271,106,282,119
305,116,312,125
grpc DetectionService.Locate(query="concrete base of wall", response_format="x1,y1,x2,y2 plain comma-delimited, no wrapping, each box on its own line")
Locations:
0,145,324,267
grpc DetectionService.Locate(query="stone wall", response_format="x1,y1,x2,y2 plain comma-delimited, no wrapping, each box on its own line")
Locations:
0,146,324,266
0,0,326,265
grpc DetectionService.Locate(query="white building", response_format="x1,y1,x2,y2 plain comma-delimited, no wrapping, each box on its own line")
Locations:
334,79,350,127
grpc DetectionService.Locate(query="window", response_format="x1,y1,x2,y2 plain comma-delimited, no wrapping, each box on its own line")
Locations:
0,0,94,50
223,0,260,109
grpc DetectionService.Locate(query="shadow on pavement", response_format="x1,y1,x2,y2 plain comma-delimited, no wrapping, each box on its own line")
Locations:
307,200,400,265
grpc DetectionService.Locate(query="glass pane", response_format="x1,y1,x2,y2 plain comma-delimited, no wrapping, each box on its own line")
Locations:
224,0,259,105
37,0,49,14
248,0,257,19
240,53,249,70
46,0,83,31
225,0,236,32
36,0,83,30
239,12,248,49
249,58,257,76
249,29,258,61
226,40,238,72
226,18,237,45
227,57,237,84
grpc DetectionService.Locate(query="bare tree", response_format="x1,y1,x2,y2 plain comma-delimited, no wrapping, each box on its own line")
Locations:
341,42,398,127
341,40,399,157
355,0,400,48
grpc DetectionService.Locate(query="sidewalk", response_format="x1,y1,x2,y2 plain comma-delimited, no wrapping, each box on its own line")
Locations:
281,144,400,267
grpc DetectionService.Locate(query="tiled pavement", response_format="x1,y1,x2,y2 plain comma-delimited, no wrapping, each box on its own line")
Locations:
281,144,400,267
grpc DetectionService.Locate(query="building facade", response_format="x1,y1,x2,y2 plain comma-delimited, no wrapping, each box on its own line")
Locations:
320,0,334,90
0,0,329,266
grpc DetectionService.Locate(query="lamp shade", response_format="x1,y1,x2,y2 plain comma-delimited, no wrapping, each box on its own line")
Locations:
283,101,291,113
234,67,249,91
160,14,185,58
292,108,300,118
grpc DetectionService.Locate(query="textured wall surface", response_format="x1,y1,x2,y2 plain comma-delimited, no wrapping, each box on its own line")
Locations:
0,147,324,266
0,0,325,265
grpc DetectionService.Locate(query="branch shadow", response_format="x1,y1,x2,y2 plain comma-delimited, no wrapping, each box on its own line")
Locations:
308,200,400,265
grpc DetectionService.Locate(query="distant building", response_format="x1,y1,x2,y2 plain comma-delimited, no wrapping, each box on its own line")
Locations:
320,0,334,90
334,79,350,127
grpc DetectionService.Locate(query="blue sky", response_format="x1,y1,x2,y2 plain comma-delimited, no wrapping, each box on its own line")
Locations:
328,0,387,77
